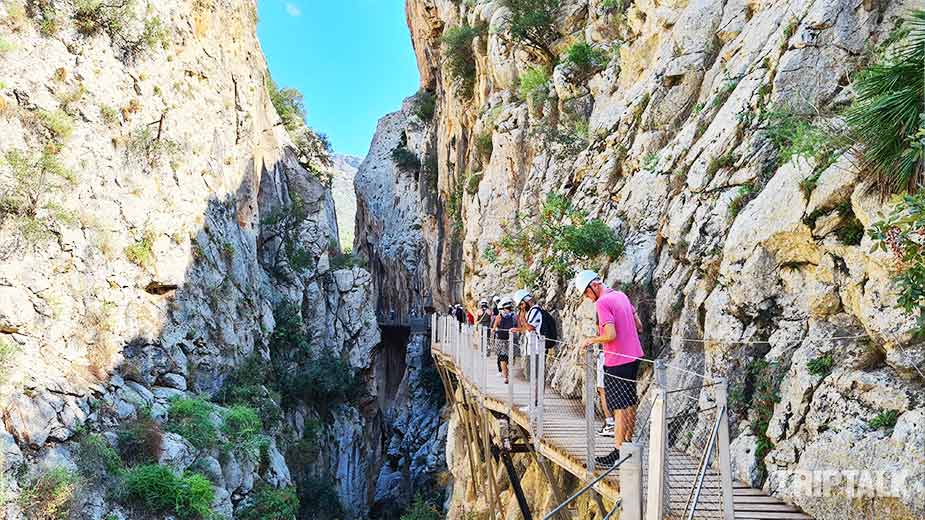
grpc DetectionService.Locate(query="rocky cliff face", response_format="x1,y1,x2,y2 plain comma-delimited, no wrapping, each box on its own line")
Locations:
0,1,393,518
357,0,925,519
329,154,363,249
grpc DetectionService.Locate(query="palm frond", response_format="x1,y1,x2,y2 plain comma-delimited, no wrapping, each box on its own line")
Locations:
844,9,925,196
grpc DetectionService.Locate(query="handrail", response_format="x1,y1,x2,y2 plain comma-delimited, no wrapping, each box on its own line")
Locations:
542,454,632,520
683,404,726,519
602,498,623,520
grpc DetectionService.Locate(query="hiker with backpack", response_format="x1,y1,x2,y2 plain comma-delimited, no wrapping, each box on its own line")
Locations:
510,289,558,351
491,296,517,384
574,270,644,468
476,299,493,327
453,304,466,324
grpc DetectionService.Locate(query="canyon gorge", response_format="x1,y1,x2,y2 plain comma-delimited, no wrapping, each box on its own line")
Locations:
0,0,923,520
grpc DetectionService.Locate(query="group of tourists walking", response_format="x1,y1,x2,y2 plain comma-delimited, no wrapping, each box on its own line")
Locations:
446,269,644,468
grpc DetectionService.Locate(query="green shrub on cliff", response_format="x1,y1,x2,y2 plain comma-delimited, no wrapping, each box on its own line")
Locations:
518,66,549,106
487,193,623,279
563,41,607,76
19,467,79,520
0,148,77,246
499,0,560,63
870,192,925,333
239,485,300,520
413,90,437,121
222,405,268,463
400,496,442,520
442,23,482,97
165,397,218,450
266,76,333,179
119,464,214,520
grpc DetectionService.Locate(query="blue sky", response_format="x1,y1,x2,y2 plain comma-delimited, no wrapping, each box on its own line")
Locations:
257,1,421,158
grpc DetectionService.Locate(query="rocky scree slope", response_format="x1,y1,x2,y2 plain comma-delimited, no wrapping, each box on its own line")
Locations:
358,0,925,519
0,1,399,519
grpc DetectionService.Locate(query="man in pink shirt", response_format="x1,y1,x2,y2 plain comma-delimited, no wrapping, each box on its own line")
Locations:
575,270,644,467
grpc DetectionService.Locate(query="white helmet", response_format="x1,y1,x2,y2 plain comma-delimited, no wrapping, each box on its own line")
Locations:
513,289,532,306
492,295,501,303
499,296,515,309
574,270,600,294
479,299,488,306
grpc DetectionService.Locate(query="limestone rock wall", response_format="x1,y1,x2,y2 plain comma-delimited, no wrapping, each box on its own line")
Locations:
0,1,386,518
361,0,925,518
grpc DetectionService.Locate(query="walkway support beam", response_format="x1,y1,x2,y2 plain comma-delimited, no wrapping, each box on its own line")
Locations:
498,446,533,520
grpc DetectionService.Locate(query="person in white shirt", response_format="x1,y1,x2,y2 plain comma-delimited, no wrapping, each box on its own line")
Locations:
510,289,541,350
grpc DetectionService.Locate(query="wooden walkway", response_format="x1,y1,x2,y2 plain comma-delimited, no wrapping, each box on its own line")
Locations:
432,344,812,520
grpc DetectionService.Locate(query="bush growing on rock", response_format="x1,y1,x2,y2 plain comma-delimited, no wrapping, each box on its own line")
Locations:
475,132,493,161
117,410,163,465
261,193,316,272
266,76,333,179
413,90,437,121
441,23,482,97
806,354,834,377
487,193,623,279
215,354,283,431
518,66,549,106
868,410,899,430
221,405,268,463
563,41,607,77
124,229,156,268
0,148,77,246
118,464,214,520
238,484,300,520
76,433,123,481
165,397,219,450
392,146,421,172
760,108,838,171
19,467,79,520
870,192,925,331
499,0,560,63
284,349,358,409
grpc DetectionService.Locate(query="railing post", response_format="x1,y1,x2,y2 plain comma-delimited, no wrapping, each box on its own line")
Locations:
481,326,488,392
537,334,546,441
431,313,437,347
507,333,514,416
646,360,668,520
621,442,643,520
716,378,735,520
584,346,596,476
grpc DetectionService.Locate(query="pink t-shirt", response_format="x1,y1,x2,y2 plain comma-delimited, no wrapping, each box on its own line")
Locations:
596,289,644,367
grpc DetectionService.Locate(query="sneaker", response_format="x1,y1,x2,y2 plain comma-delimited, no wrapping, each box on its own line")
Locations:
598,423,614,437
595,449,621,468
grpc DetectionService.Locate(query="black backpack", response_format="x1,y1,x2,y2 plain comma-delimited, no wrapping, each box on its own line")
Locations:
538,308,558,349
496,312,516,340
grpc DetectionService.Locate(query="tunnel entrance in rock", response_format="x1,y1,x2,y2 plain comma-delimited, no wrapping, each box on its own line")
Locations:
376,325,410,405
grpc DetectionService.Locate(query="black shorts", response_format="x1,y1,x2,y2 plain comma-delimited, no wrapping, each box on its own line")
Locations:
497,352,509,372
603,361,639,410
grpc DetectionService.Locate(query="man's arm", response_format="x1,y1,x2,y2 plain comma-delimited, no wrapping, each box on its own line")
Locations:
634,311,643,333
580,323,616,348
